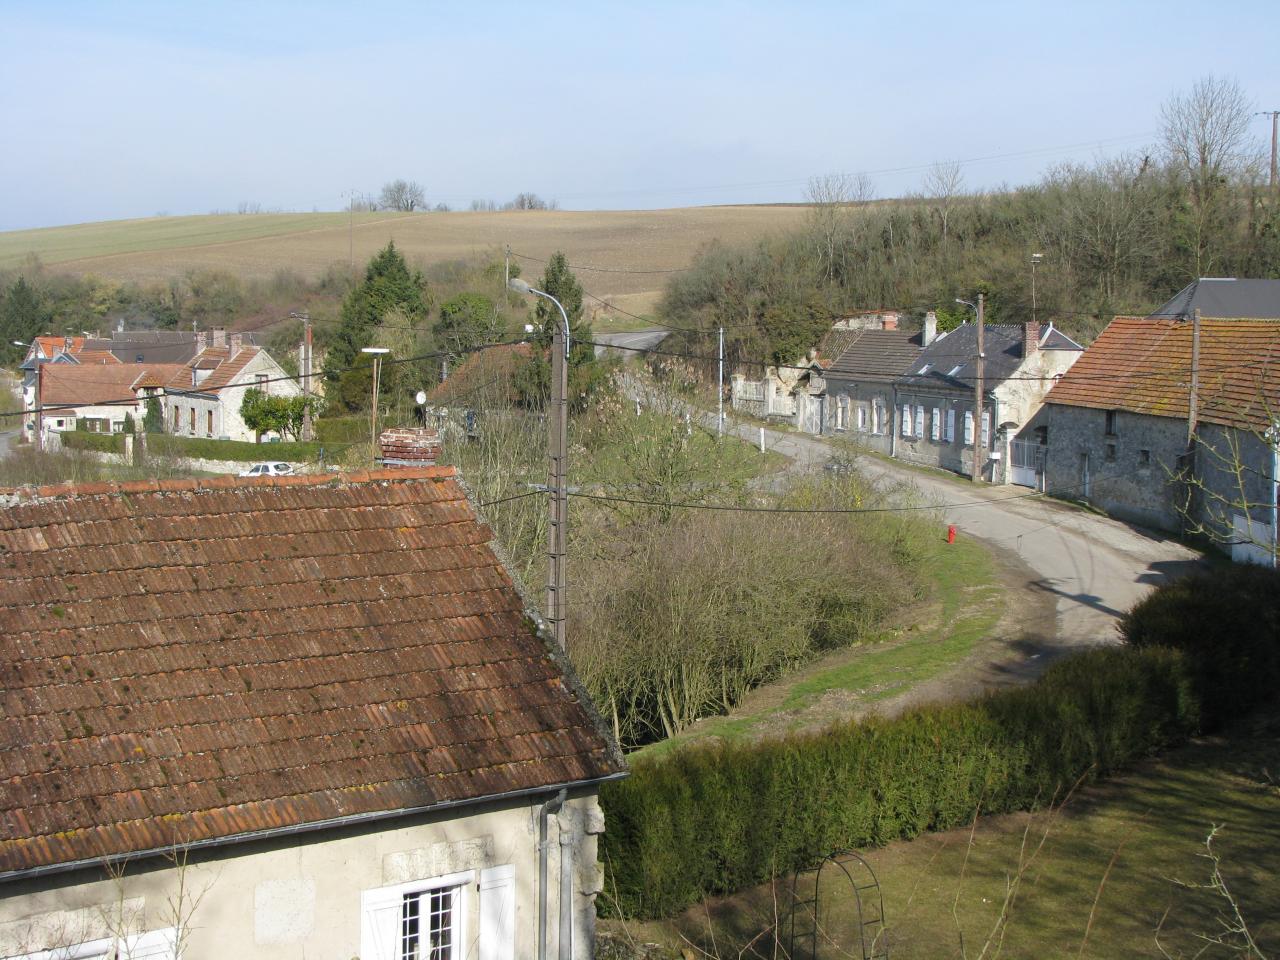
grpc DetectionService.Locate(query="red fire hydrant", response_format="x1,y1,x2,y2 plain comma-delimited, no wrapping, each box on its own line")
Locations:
946,524,957,544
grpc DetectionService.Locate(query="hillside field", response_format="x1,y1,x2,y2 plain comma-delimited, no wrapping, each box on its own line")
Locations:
0,206,811,310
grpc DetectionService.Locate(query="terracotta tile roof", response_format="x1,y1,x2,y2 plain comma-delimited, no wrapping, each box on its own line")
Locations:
0,467,623,876
70,351,122,366
429,344,532,404
166,346,262,394
34,336,84,358
1046,317,1280,430
40,364,186,407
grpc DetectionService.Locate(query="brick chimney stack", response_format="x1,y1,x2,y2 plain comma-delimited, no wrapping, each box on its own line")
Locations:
228,333,243,356
882,315,899,331
1023,321,1041,358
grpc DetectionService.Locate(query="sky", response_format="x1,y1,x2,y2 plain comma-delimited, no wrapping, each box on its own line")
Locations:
1,0,1277,231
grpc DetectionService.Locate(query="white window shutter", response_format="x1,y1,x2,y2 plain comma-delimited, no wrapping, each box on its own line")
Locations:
964,411,974,446
914,405,924,438
931,408,940,441
981,410,990,446
946,409,956,442
360,886,403,960
479,865,516,960
901,404,911,436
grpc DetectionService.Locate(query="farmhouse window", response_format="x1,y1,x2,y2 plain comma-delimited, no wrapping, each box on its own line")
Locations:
1105,409,1118,437
914,405,924,438
189,408,196,433
857,405,867,431
5,928,178,960
361,866,514,960
836,396,849,431
981,411,990,448
1105,443,1117,463
172,407,179,431
1138,448,1151,467
207,410,214,437
946,409,956,443
901,403,912,437
931,408,941,442
963,411,974,446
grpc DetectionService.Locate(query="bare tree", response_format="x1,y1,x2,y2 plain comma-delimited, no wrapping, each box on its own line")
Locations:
924,160,966,247
1160,75,1260,276
805,172,874,281
379,179,427,212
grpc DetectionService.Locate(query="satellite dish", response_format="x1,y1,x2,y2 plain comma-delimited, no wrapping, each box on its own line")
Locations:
415,390,427,405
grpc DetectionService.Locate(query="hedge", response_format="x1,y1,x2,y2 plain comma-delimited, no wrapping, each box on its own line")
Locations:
145,434,329,464
315,416,369,444
599,646,1197,919
1120,563,1280,729
60,431,125,454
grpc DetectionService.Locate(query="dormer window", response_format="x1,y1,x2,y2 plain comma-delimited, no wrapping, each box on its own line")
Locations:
947,365,963,377
916,364,931,375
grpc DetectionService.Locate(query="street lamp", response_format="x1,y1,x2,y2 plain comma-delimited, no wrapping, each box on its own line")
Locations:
1030,253,1044,325
508,277,570,650
361,346,390,459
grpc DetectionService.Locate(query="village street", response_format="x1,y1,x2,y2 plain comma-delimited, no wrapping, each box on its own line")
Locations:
722,415,1205,662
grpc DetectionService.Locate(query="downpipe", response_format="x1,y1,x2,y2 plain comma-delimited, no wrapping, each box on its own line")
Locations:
559,810,574,960
538,788,567,960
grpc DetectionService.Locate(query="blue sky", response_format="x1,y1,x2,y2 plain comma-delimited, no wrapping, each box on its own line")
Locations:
1,0,1276,230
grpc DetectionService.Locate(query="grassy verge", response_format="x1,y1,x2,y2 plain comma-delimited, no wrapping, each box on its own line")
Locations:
605,733,1280,958
146,434,328,463
633,535,1000,760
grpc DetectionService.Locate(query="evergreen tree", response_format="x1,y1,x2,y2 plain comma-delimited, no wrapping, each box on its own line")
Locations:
323,242,430,412
433,292,502,359
0,278,49,366
514,252,605,409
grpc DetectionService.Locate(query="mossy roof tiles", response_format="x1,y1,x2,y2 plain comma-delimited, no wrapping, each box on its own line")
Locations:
0,467,623,876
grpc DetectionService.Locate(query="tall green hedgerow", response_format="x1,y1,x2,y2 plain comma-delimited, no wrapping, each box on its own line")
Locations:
1120,563,1280,729
600,646,1197,919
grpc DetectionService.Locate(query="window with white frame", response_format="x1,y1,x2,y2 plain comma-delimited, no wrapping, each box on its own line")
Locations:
836,395,849,430
913,405,924,438
945,409,956,443
963,411,974,446
856,405,867,432
901,403,912,437
931,408,941,442
361,866,515,960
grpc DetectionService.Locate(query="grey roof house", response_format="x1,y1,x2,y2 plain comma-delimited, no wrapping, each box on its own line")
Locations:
892,321,1082,484
1148,278,1280,321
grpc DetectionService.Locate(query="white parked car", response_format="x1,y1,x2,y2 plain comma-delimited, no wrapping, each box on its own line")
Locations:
239,461,295,478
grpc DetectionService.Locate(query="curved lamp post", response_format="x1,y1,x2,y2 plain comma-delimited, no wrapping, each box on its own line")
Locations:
509,277,570,649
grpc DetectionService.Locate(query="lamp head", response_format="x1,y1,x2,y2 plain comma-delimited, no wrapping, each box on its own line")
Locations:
508,278,533,295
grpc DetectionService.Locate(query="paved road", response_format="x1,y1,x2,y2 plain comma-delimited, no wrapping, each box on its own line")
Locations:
592,329,669,359
722,416,1203,654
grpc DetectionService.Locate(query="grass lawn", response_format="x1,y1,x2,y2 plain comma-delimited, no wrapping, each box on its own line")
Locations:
603,733,1280,959
633,534,1001,760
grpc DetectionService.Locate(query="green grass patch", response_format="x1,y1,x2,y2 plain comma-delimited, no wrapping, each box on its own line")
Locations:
0,212,403,268
146,434,327,463
633,535,999,760
610,733,1280,958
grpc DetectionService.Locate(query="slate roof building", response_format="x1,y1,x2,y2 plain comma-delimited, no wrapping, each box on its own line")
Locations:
820,327,925,455
1148,278,1280,321
0,467,625,959
1043,317,1280,563
891,321,1082,484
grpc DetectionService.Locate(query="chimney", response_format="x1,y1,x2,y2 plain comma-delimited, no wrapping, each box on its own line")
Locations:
63,336,73,351
923,311,938,346
881,315,899,331
211,328,227,348
379,427,442,467
1023,321,1041,358
228,333,243,356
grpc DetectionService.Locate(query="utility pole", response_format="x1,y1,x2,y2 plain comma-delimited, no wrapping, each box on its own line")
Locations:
1261,111,1280,190
292,312,314,442
1030,253,1043,325
348,189,355,271
505,245,511,288
717,326,725,436
508,278,570,650
33,361,43,454
548,311,569,650
972,292,985,483
361,347,390,463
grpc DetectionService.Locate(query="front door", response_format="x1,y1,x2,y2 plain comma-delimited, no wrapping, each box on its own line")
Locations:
1078,452,1090,500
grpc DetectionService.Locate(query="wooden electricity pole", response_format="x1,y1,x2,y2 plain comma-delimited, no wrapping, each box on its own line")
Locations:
297,313,314,442
972,292,985,483
1261,111,1280,190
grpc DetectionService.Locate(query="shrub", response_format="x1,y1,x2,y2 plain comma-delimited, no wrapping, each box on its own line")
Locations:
1120,564,1280,729
315,416,369,444
60,431,125,454
599,646,1197,919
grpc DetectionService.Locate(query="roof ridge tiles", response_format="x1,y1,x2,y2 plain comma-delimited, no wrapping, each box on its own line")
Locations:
0,465,458,504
